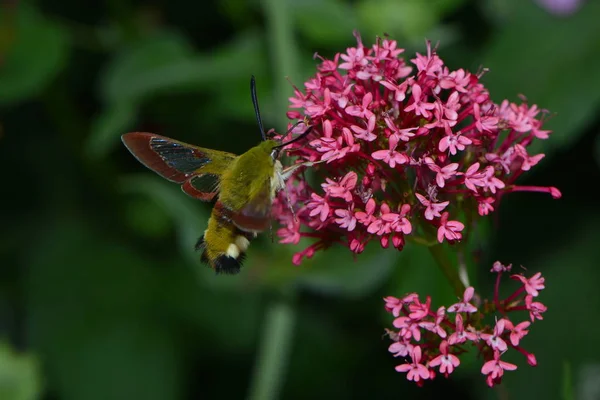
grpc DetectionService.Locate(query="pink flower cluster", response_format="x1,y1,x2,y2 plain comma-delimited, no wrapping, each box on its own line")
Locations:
274,32,561,264
384,261,546,387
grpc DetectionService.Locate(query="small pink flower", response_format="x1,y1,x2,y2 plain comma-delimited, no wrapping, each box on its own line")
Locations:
395,346,430,383
424,158,459,188
305,193,330,222
277,223,301,245
480,319,508,352
415,193,449,220
355,198,377,226
419,306,447,338
481,350,517,387
447,314,477,345
351,115,377,142
334,208,357,231
322,171,358,202
404,83,435,119
473,103,499,132
478,197,495,216
408,296,431,320
437,212,464,243
462,162,487,192
448,287,478,313
429,341,460,376
393,316,422,341
525,295,547,321
345,92,374,119
512,272,545,297
439,131,472,155
381,204,412,234
388,338,413,358
490,261,512,273
372,134,410,168
504,319,530,346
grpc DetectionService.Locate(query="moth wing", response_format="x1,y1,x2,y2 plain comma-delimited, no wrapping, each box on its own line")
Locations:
121,132,237,201
231,177,273,233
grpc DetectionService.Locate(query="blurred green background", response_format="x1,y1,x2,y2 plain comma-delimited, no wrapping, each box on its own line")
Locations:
1,0,599,399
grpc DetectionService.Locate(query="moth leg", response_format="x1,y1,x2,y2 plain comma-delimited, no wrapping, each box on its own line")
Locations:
281,158,326,180
284,184,298,223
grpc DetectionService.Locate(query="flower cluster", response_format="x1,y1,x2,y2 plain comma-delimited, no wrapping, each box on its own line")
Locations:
384,262,546,387
274,32,560,265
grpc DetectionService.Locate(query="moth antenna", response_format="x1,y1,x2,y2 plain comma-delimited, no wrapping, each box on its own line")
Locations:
273,126,313,150
250,75,267,141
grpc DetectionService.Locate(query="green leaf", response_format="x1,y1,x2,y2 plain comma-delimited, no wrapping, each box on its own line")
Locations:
100,31,265,105
291,0,359,46
85,101,137,159
25,220,182,400
99,31,195,104
482,0,600,155
0,341,42,400
0,5,69,105
356,0,466,40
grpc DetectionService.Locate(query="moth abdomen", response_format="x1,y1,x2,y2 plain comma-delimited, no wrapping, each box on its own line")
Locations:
195,203,254,274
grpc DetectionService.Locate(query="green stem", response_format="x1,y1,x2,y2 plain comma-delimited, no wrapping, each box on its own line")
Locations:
247,299,296,400
246,2,299,398
428,245,465,297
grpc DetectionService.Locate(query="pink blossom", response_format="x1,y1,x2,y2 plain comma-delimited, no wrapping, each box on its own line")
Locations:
525,295,547,321
277,223,301,244
351,115,377,141
381,204,412,234
419,306,447,338
504,320,530,346
404,84,435,119
438,131,472,155
371,134,410,168
463,162,487,192
384,264,548,387
305,193,329,221
424,157,459,188
437,212,464,243
478,197,495,216
275,34,559,265
334,208,357,231
415,193,449,220
447,314,477,345
473,103,499,132
429,341,460,376
448,287,478,313
512,272,545,297
322,172,358,202
490,261,512,273
388,339,412,358
481,350,517,387
345,92,374,119
480,319,508,352
338,43,367,70
395,346,430,383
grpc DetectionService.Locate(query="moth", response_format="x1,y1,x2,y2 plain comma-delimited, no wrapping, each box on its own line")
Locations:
121,76,314,274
